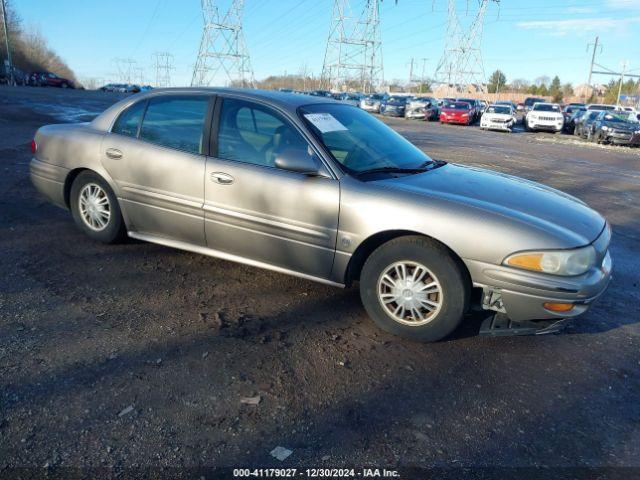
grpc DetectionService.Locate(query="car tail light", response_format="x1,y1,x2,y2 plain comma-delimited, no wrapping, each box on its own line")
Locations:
30,139,37,154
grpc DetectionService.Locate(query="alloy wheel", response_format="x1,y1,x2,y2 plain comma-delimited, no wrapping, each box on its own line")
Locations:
78,183,111,231
377,261,443,326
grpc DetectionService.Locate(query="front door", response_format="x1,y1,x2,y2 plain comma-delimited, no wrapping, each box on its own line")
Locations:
101,95,212,246
204,97,340,279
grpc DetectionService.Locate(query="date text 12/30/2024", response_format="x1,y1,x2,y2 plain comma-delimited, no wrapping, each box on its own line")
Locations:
233,468,400,478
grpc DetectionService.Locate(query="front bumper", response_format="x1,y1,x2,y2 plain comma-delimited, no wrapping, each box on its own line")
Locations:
464,227,612,322
361,103,380,112
527,120,563,132
601,130,640,145
481,120,514,131
381,108,405,117
441,116,470,125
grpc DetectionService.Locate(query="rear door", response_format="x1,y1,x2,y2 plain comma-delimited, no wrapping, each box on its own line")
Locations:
101,94,213,246
203,96,340,279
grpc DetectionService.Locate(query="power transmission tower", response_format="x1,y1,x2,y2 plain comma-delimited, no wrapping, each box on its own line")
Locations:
191,0,254,88
113,58,137,84
433,0,498,94
153,52,174,87
321,0,383,93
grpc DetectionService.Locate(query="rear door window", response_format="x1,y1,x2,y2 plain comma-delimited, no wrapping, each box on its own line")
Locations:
112,100,147,138
139,96,210,154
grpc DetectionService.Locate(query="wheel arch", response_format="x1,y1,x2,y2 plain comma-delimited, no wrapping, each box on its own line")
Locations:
344,230,472,290
63,167,120,210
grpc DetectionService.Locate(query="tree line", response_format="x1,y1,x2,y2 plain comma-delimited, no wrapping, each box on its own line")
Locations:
0,0,78,84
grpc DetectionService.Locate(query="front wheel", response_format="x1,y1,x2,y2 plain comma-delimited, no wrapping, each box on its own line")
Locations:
70,171,126,243
359,236,469,342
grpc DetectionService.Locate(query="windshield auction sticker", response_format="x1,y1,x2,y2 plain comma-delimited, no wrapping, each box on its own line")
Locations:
304,113,348,133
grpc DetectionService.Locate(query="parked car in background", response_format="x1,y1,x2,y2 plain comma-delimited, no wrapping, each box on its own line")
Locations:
495,100,518,112
380,96,408,117
336,92,362,107
516,102,524,111
524,102,564,132
360,93,386,113
29,88,612,342
480,104,517,132
564,109,587,134
30,72,74,88
586,103,616,111
456,98,480,122
405,96,438,120
309,90,333,98
440,101,473,125
575,110,602,139
590,110,640,146
523,97,546,112
562,104,586,124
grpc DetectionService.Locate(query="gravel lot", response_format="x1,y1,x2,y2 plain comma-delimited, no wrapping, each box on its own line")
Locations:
1,87,639,478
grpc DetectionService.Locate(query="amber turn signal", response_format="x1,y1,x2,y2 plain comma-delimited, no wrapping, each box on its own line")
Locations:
543,302,574,312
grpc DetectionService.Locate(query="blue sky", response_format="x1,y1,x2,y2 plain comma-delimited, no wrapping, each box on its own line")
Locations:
13,0,640,87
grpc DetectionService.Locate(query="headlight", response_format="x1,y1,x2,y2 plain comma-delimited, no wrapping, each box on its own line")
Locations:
602,125,610,131
504,245,597,276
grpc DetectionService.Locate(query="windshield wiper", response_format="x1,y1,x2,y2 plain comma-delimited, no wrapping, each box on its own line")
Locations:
355,160,446,177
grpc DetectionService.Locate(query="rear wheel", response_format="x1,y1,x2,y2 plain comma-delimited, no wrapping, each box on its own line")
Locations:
70,171,126,244
359,236,469,342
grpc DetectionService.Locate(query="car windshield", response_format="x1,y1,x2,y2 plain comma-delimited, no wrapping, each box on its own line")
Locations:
603,112,639,123
525,98,544,106
387,97,406,103
300,103,435,174
487,106,511,114
533,104,560,112
447,102,471,110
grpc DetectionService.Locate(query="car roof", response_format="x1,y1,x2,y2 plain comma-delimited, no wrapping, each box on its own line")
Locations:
91,87,341,131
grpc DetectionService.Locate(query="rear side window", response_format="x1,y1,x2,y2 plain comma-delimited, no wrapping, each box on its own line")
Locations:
112,101,147,137
139,96,210,154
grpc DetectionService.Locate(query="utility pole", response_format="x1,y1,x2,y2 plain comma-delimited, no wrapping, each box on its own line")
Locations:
586,36,600,98
419,57,428,93
616,61,628,107
1,0,14,86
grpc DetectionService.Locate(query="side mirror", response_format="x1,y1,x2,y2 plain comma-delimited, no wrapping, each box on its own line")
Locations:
275,148,323,176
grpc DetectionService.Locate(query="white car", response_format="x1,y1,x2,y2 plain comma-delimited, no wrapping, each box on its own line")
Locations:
586,103,617,112
524,102,564,133
359,94,385,113
480,104,517,132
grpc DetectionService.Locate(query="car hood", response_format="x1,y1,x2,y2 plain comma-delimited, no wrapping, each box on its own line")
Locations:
442,109,469,115
373,163,605,245
484,113,513,120
603,121,637,131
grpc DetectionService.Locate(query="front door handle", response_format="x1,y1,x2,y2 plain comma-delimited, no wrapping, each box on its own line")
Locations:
210,172,234,185
105,148,123,160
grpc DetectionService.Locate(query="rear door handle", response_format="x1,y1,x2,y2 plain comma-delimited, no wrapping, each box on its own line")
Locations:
105,148,123,160
210,172,234,185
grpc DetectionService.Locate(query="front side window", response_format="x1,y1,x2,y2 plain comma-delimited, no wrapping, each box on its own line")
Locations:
300,103,434,174
112,100,147,138
217,98,310,168
139,96,210,154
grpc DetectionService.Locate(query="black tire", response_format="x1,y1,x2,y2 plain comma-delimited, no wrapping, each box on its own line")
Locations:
69,171,126,244
359,236,469,342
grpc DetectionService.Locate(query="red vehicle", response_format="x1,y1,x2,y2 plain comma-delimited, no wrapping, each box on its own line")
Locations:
29,72,74,88
439,101,473,125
